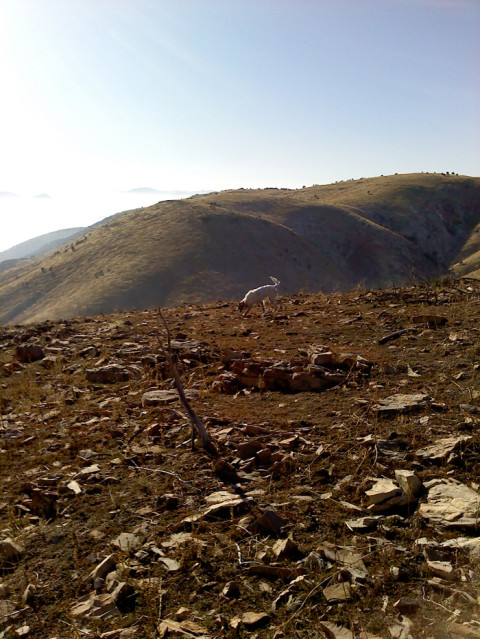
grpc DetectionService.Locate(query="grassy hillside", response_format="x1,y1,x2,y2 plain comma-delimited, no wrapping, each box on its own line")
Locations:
1,173,479,325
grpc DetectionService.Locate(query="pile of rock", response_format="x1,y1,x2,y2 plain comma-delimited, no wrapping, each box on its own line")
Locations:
213,346,373,394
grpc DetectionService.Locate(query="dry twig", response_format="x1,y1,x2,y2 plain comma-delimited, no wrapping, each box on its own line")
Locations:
157,308,217,455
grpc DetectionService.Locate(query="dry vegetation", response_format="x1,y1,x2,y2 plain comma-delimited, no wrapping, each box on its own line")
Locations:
1,278,479,638
1,173,480,325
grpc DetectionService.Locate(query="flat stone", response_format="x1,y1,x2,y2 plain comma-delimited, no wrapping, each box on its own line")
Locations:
416,436,472,463
157,618,209,637
441,536,480,558
319,543,368,574
205,490,241,504
71,592,118,619
183,495,250,524
86,364,135,383
427,560,460,581
236,440,264,459
418,478,480,528
157,557,180,572
388,617,413,639
112,533,142,553
75,464,101,478
141,389,197,406
323,581,351,603
67,480,82,494
345,516,383,532
309,350,335,366
373,393,432,414
241,611,270,629
365,478,411,511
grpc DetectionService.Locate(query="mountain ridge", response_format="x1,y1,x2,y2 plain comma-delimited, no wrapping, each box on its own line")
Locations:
0,227,85,262
1,173,479,325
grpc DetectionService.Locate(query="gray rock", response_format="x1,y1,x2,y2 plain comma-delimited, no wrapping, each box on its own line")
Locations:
141,389,197,406
394,469,423,498
373,393,432,414
88,555,116,582
0,537,24,564
426,559,460,581
112,533,142,553
15,344,45,363
86,364,140,383
70,591,118,619
365,478,411,511
418,478,480,528
416,436,472,463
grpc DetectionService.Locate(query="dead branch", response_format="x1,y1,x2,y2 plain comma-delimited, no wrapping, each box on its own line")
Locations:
157,308,217,455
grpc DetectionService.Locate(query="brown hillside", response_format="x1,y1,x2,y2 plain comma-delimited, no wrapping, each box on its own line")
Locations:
1,173,479,325
0,280,479,638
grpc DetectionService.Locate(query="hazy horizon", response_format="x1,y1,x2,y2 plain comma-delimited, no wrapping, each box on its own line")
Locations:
1,0,479,251
0,187,211,252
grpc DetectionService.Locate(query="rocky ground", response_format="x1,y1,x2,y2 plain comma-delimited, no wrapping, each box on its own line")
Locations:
0,279,479,639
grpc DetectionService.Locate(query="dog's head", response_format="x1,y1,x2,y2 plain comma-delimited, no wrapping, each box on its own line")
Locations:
238,301,245,313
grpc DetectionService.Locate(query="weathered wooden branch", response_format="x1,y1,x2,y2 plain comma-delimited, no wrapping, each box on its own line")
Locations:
157,308,217,455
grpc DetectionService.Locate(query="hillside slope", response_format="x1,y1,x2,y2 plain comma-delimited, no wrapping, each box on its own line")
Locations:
0,227,85,262
1,173,479,325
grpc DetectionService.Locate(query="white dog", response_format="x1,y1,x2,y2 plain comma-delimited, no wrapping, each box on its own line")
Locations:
238,276,280,316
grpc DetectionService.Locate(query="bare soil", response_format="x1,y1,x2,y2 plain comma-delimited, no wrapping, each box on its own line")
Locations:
0,279,479,638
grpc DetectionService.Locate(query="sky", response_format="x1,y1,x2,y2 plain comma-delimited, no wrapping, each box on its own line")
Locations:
0,0,479,251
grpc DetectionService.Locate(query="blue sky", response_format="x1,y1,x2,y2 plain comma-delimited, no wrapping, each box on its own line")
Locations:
0,0,479,251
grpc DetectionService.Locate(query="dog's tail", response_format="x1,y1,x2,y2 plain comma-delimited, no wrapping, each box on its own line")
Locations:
269,276,280,287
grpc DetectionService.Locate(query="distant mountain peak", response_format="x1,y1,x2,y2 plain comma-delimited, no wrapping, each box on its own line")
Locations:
126,187,161,194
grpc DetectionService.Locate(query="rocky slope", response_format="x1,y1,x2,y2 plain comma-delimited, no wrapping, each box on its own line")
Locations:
1,173,479,326
0,279,479,638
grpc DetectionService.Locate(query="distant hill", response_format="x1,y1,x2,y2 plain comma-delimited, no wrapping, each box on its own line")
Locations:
126,187,162,194
0,228,85,262
125,187,215,197
0,258,28,274
1,173,479,325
